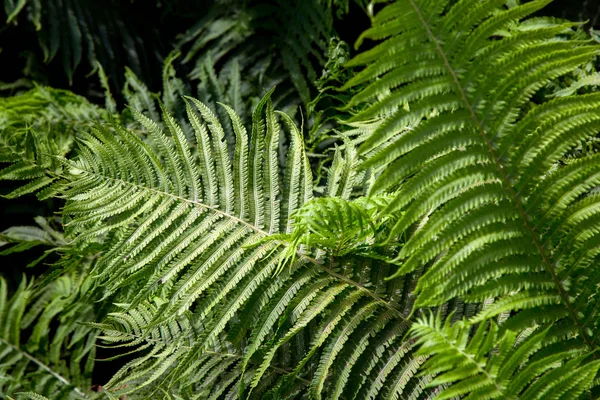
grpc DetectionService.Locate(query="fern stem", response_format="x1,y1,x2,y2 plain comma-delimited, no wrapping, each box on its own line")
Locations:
317,259,408,321
407,0,597,354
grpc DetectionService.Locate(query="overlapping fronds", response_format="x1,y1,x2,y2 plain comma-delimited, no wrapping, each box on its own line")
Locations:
0,85,105,149
178,0,334,109
3,90,314,396
0,87,448,397
343,0,600,394
2,0,163,83
93,260,433,399
120,53,190,132
412,312,600,399
3,1,600,396
256,196,400,273
308,37,362,152
87,301,205,396
0,244,99,399
0,86,106,200
51,91,312,318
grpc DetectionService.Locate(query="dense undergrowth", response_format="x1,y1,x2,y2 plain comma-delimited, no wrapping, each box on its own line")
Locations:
1,0,600,399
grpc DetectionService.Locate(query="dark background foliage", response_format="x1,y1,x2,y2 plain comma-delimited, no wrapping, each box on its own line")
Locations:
1,0,596,224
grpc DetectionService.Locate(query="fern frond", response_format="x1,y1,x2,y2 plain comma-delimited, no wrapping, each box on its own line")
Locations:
345,0,600,367
0,270,98,399
179,0,334,110
0,91,318,396
0,94,441,398
411,312,600,399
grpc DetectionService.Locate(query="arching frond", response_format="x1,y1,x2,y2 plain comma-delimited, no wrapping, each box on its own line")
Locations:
0,90,314,396
344,0,600,376
0,88,447,398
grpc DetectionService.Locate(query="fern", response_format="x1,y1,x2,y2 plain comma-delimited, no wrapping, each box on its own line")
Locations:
178,0,334,110
0,226,100,399
2,0,164,84
412,312,600,399
0,90,316,396
2,0,600,398
342,0,600,396
0,85,444,397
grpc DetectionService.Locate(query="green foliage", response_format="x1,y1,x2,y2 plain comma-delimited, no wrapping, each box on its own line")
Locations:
412,312,600,399
342,0,600,397
0,228,100,399
0,85,105,147
0,86,107,200
256,196,400,273
2,0,165,83
2,0,600,399
178,0,335,114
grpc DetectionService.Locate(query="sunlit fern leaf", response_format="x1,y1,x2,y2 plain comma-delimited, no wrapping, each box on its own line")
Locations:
411,312,600,399
254,196,395,273
235,266,429,400
3,90,312,396
344,0,600,372
67,134,443,398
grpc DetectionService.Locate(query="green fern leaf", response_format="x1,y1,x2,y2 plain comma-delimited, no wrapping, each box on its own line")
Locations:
345,0,600,367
